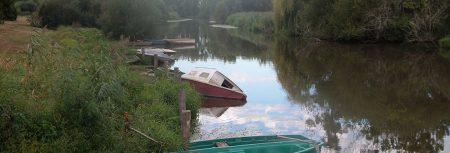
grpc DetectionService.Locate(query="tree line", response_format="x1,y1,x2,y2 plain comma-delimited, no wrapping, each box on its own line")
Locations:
273,0,450,43
3,0,272,37
0,0,17,23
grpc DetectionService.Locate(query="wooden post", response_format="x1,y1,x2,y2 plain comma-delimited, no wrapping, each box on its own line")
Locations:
153,54,158,70
164,61,169,78
174,67,181,82
181,110,191,148
178,89,186,113
141,47,144,57
178,89,190,148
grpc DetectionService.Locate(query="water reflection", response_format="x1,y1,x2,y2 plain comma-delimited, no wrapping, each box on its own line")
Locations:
153,20,272,64
273,38,450,152
153,20,450,152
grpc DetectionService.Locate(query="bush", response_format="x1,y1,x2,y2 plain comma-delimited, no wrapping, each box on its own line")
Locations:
439,35,450,50
98,0,168,38
38,0,100,28
0,27,201,152
15,0,38,15
0,0,18,22
273,0,450,42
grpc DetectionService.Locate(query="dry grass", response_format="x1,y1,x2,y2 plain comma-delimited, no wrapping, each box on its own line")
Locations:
0,16,37,54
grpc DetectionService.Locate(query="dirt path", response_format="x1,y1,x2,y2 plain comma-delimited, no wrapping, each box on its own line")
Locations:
0,16,37,55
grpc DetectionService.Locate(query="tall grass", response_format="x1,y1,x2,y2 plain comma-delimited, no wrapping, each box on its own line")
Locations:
0,27,201,152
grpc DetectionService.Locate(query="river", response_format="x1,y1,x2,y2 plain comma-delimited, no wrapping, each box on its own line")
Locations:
152,20,450,153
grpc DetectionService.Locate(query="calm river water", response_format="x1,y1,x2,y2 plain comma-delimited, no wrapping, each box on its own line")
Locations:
153,21,450,153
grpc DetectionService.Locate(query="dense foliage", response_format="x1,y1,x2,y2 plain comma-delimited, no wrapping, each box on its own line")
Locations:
226,12,273,33
0,27,201,152
198,0,272,22
273,0,450,42
14,0,38,15
0,0,17,23
164,0,200,18
36,0,169,38
38,0,100,27
98,0,168,38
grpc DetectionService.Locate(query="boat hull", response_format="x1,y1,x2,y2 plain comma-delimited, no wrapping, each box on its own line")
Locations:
171,135,321,153
182,79,246,100
201,97,247,108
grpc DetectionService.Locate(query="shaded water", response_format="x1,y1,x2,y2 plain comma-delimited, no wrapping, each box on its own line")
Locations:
153,21,450,152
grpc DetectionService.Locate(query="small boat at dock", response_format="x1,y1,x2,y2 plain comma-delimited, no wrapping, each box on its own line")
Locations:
164,38,195,46
130,38,195,47
137,48,177,55
181,68,246,100
167,18,192,23
137,49,175,62
171,135,322,153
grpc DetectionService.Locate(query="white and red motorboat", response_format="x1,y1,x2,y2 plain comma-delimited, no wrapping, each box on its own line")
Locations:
181,68,246,100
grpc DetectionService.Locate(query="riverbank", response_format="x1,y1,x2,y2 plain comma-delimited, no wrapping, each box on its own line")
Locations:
0,21,201,152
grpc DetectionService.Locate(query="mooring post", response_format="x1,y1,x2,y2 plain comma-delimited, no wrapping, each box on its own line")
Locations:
164,61,169,78
178,89,190,148
178,89,186,114
181,110,191,148
174,67,181,82
153,54,158,71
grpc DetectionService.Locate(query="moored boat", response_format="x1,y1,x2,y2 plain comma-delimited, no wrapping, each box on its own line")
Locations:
201,97,247,108
137,48,177,55
164,38,196,45
181,68,246,100
171,135,322,153
136,48,175,62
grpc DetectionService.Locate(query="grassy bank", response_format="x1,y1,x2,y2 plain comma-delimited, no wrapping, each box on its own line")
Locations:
0,27,201,152
226,12,273,33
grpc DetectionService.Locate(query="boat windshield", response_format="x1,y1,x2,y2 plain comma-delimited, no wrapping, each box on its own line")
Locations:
221,79,234,89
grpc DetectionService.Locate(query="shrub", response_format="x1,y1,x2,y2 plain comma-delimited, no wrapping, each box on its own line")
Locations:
15,0,38,15
38,0,100,28
439,35,450,50
0,0,18,22
0,27,201,152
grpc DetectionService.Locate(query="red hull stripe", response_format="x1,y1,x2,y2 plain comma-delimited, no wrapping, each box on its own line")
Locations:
183,79,246,100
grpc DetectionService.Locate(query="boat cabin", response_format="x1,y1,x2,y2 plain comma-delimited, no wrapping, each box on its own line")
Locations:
183,68,243,92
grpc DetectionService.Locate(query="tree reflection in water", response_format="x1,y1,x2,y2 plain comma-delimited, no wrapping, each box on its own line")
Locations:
273,38,450,152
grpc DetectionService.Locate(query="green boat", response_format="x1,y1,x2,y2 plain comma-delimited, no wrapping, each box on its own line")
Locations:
172,135,322,153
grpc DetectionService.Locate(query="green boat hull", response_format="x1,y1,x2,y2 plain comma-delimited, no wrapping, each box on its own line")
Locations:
172,135,321,153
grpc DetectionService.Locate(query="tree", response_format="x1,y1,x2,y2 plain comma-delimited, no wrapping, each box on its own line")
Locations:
38,0,100,28
0,0,18,23
98,0,168,38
